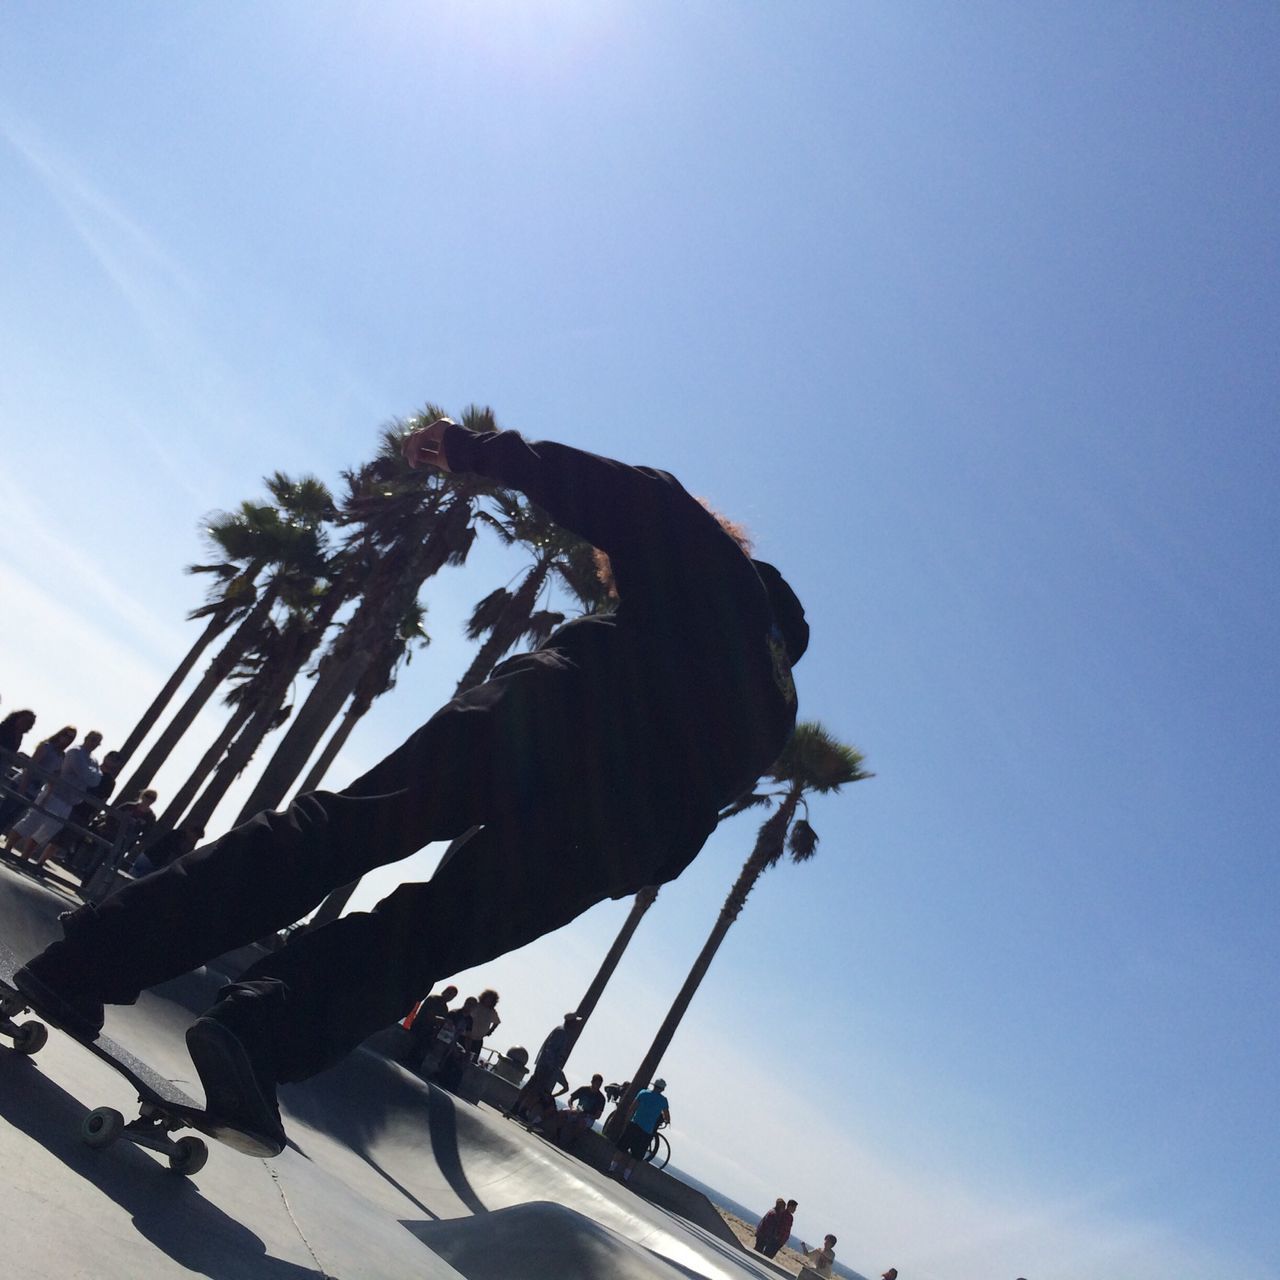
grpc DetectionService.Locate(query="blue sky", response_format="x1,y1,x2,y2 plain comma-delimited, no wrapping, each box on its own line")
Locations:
1,4,1277,1277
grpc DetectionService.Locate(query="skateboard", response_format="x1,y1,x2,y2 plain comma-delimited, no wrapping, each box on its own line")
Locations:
0,940,214,1174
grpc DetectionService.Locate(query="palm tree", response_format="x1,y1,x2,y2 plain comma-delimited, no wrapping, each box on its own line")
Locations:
284,604,431,934
171,598,334,837
294,601,429,796
453,493,608,695
116,476,336,802
230,406,489,823
114,558,259,764
144,696,256,845
559,884,661,1072
605,722,870,1137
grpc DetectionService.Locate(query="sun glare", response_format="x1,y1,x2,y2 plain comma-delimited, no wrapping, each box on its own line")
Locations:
397,0,622,81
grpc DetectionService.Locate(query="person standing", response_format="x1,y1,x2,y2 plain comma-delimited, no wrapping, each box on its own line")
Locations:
607,1077,670,1183
508,1013,582,1120
756,1197,797,1257
462,988,501,1062
0,724,74,839
403,983,458,1071
45,749,124,871
755,1199,788,1254
12,730,102,860
0,709,37,764
15,421,806,1157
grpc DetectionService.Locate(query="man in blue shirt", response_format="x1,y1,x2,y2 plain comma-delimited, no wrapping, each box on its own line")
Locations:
608,1077,670,1182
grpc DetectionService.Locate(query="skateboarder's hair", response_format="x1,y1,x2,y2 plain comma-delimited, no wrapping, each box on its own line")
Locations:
593,501,753,598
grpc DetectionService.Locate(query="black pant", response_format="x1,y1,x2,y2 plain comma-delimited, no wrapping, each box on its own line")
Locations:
73,671,655,1082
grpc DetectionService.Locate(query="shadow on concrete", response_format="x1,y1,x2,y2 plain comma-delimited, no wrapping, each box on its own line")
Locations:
280,1050,479,1218
0,1053,321,1280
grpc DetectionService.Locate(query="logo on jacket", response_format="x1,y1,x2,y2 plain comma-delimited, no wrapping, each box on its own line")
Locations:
767,626,797,706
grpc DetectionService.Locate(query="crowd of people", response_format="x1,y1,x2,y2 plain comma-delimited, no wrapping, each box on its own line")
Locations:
400,987,673,1170
0,701,176,882
401,985,874,1275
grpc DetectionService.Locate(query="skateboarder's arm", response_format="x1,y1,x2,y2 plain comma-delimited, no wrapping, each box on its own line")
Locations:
436,425,755,602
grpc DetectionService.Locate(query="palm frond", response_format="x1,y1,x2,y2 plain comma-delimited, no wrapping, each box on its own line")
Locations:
768,721,872,793
787,818,819,863
465,588,513,641
717,791,773,822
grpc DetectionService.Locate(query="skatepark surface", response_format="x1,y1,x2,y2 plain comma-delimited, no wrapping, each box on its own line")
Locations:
0,867,780,1280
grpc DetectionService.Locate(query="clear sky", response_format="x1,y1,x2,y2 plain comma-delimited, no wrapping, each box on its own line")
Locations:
2,4,1277,1278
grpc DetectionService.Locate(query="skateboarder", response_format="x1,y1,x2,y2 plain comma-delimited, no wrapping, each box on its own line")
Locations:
15,419,808,1155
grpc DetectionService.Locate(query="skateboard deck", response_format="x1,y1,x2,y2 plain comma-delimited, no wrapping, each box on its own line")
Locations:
0,939,257,1174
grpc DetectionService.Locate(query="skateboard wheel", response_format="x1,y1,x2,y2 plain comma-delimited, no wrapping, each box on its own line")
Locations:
82,1107,125,1148
168,1136,208,1176
11,1020,47,1055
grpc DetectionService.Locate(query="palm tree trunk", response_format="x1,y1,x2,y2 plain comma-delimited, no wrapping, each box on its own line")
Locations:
178,677,292,836
247,693,374,946
605,793,800,1138
295,692,365,794
231,651,369,824
116,587,278,801
238,504,468,820
561,885,659,1074
116,610,229,764
144,697,256,844
180,578,354,834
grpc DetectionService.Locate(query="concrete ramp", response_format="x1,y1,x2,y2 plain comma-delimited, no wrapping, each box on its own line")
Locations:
0,865,768,1279
410,1201,716,1280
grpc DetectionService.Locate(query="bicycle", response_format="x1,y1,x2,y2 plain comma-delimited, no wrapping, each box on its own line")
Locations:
644,1121,671,1170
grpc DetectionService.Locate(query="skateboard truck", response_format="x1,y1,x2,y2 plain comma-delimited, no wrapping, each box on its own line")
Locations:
82,1102,209,1175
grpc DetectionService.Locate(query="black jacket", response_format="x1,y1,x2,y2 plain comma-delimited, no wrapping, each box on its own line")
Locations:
444,426,802,887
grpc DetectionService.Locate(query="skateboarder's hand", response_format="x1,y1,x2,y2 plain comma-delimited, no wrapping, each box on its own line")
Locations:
402,418,455,473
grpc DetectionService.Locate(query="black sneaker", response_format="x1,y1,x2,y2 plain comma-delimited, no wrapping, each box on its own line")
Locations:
12,909,110,1042
185,985,288,1158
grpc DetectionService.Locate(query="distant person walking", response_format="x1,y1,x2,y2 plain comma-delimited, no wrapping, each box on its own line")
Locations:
15,422,806,1157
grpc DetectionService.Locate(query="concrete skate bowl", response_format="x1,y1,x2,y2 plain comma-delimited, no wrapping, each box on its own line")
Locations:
269,1043,767,1278
0,874,766,1279
409,1200,770,1280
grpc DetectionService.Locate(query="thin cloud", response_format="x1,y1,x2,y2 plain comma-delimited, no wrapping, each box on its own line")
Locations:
0,473,191,664
0,113,199,324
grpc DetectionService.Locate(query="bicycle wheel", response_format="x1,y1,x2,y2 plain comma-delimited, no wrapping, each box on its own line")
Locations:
644,1130,671,1171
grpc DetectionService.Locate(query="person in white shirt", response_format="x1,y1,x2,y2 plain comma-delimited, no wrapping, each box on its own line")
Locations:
462,987,501,1060
800,1233,838,1277
12,731,103,860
